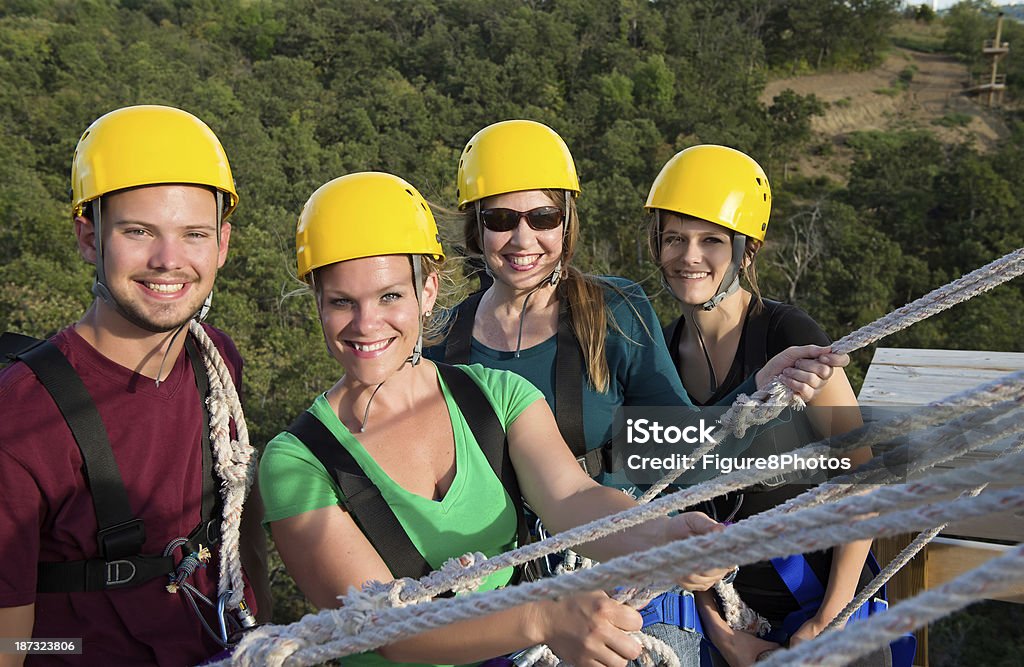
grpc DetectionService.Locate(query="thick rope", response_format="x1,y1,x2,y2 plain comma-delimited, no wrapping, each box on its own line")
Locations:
634,401,1024,632
766,400,1024,517
710,395,1024,636
221,453,1024,666
226,484,1024,666
642,364,1024,506
757,543,1024,667
303,372,1024,616
825,432,1024,632
189,321,257,607
396,379,1022,635
629,376,1024,625
720,246,1024,437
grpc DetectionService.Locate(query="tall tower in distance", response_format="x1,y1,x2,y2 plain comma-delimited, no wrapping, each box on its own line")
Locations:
981,12,1009,107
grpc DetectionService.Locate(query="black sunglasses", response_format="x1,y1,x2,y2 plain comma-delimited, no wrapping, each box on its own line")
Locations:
479,206,564,232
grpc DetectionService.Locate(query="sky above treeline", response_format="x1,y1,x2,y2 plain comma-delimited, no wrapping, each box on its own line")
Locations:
931,0,1020,9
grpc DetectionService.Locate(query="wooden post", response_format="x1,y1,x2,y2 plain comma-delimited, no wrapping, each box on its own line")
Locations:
988,14,1004,107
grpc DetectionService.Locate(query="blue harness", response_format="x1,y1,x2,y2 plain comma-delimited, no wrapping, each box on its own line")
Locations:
640,591,701,632
766,552,916,666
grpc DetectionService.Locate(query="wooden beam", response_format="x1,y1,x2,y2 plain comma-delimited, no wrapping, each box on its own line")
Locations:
927,537,1024,604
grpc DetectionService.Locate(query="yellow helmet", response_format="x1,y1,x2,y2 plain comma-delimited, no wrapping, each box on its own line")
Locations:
71,105,238,218
456,120,580,208
645,145,771,241
296,172,444,281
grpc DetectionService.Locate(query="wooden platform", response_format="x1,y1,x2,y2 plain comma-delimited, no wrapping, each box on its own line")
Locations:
859,348,1024,407
857,347,1024,666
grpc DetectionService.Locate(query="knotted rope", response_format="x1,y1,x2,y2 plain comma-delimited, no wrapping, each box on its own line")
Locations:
189,321,257,608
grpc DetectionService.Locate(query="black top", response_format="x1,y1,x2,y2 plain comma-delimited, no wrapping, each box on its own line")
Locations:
665,299,872,624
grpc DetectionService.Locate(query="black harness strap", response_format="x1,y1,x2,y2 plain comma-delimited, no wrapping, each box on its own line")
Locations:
444,291,591,468
36,555,177,593
284,363,529,586
553,299,587,459
1,331,219,591
434,363,530,560
10,335,145,560
285,410,434,580
442,291,482,366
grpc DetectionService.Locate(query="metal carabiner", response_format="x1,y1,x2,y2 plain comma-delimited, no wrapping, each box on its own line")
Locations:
216,590,233,646
217,590,258,647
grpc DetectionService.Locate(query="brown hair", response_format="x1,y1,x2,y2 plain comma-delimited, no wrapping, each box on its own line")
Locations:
647,211,765,314
462,190,620,392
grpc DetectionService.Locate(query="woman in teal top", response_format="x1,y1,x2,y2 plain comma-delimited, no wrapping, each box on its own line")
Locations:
260,172,735,667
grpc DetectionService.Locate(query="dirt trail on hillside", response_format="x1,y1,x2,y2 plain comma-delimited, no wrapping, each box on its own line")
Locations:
762,48,1009,151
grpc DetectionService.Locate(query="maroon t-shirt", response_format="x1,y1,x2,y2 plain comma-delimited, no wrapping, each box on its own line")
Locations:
0,324,254,666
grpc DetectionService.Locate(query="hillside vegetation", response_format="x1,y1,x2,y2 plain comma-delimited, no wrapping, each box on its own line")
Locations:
1,0,1023,631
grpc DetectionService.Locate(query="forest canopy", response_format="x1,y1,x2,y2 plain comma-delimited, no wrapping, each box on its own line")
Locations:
1,0,1022,455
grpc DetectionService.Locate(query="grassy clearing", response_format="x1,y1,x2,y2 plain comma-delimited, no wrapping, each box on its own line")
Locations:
890,18,947,53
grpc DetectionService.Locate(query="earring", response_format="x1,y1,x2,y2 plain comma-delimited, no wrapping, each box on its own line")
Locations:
424,309,433,317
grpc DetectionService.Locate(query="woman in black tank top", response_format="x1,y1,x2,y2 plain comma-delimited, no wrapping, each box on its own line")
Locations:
645,146,877,666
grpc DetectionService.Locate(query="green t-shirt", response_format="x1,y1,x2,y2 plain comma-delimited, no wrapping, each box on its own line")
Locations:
259,363,544,667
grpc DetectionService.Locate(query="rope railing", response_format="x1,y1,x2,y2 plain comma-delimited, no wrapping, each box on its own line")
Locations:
222,452,1024,666
720,246,1024,437
408,372,1024,610
471,374,1024,605
640,369,1024,505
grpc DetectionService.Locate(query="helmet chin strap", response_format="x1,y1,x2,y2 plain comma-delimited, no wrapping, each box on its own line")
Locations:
475,196,567,291
655,212,747,396
474,192,569,358
360,254,425,433
656,211,746,311
407,254,425,367
90,196,115,306
694,232,746,395
195,191,225,324
700,232,747,311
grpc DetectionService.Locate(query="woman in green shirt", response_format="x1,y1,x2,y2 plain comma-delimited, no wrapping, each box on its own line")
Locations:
260,171,735,667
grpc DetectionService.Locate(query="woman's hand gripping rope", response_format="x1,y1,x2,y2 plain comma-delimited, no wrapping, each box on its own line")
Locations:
726,246,1024,438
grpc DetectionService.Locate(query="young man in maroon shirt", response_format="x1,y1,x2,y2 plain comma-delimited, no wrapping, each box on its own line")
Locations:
0,105,270,666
